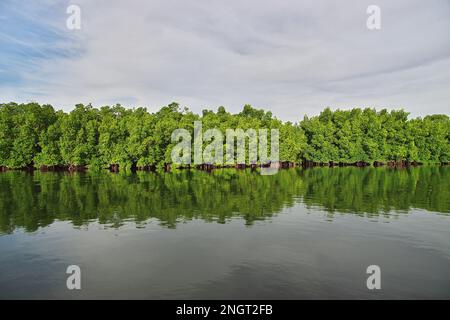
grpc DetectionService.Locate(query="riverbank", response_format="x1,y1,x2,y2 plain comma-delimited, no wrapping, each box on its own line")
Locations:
0,160,448,173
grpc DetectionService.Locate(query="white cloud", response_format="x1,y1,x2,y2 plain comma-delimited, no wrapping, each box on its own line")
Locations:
1,0,449,120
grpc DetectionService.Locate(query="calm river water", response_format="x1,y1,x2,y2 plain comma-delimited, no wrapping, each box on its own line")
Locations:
0,167,449,299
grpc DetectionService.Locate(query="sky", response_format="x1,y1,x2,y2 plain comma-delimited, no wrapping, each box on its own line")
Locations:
0,0,449,121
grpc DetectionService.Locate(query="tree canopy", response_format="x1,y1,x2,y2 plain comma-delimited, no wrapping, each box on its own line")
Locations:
0,102,448,170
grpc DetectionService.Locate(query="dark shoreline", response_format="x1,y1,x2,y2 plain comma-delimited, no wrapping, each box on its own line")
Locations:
1,161,448,173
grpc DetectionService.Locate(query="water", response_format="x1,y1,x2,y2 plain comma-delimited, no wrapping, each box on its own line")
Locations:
0,167,449,299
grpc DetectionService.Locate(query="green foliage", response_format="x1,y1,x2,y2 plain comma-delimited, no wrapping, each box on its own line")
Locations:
0,103,57,168
0,102,448,169
301,107,449,163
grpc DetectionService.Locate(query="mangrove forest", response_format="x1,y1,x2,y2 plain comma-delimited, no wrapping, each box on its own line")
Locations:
0,102,448,171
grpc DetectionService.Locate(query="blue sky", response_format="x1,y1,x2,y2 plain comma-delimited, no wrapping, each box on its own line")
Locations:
1,0,449,121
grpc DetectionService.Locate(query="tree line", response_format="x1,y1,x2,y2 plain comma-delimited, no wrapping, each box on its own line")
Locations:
0,102,448,170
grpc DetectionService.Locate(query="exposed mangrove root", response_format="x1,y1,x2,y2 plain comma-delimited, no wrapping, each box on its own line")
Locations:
109,164,120,172
68,165,87,172
40,165,69,172
136,165,157,171
1,159,442,173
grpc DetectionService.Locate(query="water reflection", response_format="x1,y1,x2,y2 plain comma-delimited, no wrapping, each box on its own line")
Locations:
0,166,448,234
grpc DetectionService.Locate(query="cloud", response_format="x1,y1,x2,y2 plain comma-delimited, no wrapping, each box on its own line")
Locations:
1,0,449,121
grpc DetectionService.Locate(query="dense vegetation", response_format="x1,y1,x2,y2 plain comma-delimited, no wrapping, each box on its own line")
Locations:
0,102,448,170
0,167,448,233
